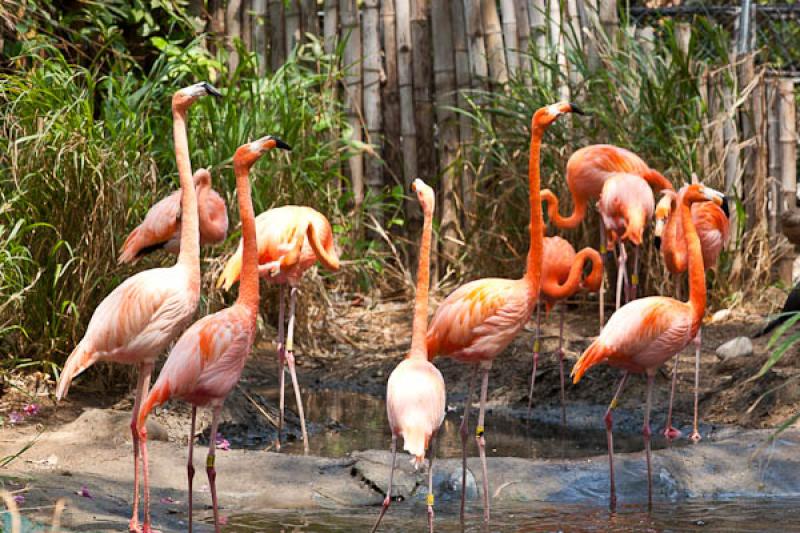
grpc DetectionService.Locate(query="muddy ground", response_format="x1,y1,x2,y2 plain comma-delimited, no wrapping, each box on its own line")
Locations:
1,287,798,530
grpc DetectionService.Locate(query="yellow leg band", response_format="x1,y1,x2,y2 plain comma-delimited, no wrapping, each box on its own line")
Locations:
207,455,215,468
610,398,618,410
533,340,540,353
600,244,607,254
476,426,484,437
632,274,639,285
426,493,434,506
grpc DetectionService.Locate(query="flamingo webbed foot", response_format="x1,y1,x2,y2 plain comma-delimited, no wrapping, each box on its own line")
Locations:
663,426,682,440
128,518,142,533
690,430,702,443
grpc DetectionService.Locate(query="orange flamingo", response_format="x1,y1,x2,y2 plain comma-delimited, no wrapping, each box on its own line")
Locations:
217,205,340,453
654,183,729,441
526,236,603,424
598,172,655,310
371,179,445,533
541,145,672,324
55,82,220,533
118,168,228,263
426,102,584,523
137,135,291,533
571,184,725,510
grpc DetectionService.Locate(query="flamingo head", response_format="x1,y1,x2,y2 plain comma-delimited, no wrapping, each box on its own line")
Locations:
653,190,677,249
192,168,212,189
234,135,292,168
412,179,435,214
682,184,725,208
532,101,586,129
173,81,222,110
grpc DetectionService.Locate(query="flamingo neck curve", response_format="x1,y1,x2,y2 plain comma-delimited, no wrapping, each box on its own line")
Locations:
234,160,260,312
173,106,200,277
681,199,706,325
409,199,434,359
523,125,545,298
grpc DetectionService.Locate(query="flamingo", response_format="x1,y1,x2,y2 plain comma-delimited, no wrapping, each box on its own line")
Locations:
654,183,730,441
137,135,291,533
54,82,221,533
217,205,340,453
118,168,228,263
598,172,655,310
570,184,725,510
425,102,584,523
371,179,445,533
540,144,672,325
526,236,603,425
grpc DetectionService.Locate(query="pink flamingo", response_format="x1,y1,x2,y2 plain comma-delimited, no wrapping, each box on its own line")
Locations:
55,82,220,533
597,172,655,309
118,168,228,263
425,102,584,523
371,179,445,533
217,205,340,453
571,184,725,510
527,236,603,424
137,135,291,533
540,145,672,325
654,182,730,441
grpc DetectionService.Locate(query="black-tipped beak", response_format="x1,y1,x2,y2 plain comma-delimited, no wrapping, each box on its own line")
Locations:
721,196,730,218
654,236,661,251
273,138,292,151
569,103,587,116
203,82,223,98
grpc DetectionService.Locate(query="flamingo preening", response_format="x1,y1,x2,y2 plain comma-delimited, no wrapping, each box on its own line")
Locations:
118,168,228,263
137,135,291,533
371,179,445,533
54,82,220,533
425,102,584,523
654,183,730,441
217,205,340,453
571,184,725,510
540,145,672,325
527,236,603,424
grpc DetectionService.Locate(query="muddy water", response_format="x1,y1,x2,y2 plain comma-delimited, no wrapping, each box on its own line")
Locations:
219,499,800,532
260,389,684,460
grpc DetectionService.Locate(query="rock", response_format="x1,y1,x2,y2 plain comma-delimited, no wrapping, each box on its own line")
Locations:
715,336,753,360
710,309,732,323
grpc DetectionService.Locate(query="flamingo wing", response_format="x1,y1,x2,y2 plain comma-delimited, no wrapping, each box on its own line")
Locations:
199,189,229,245
693,202,729,269
118,191,182,262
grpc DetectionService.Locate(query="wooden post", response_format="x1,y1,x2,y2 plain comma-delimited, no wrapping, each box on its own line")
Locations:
302,0,320,37
286,0,301,55
779,79,797,215
253,0,268,75
241,0,253,52
675,22,691,57
598,0,617,43
323,0,339,53
268,0,286,71
464,0,489,90
499,0,520,78
451,0,476,232
767,79,780,237
397,0,419,226
381,0,404,195
482,0,508,86
209,0,226,56
738,55,757,231
340,0,364,210
226,0,243,72
432,0,461,266
363,0,384,226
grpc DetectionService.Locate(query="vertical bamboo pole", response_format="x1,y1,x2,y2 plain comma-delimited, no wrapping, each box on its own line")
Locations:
767,79,780,237
269,0,286,71
779,79,797,215
481,0,508,86
286,0,301,54
432,0,461,266
564,0,583,88
381,0,404,193
363,0,384,225
739,56,757,231
397,0,420,226
303,0,320,37
226,0,243,71
464,0,489,90
514,0,532,80
253,0,268,75
412,0,436,235
548,0,569,100
529,0,547,61
323,0,339,53
598,0,617,42
340,0,364,210
209,0,226,56
500,0,520,78
241,0,253,52
675,22,691,57
451,0,476,232
753,75,769,231
582,0,601,72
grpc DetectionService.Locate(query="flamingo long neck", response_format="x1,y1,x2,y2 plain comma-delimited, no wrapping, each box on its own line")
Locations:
643,168,673,192
234,160,259,311
409,200,433,359
668,196,688,272
541,189,587,229
174,106,200,275
681,200,706,325
523,125,545,297
542,248,603,300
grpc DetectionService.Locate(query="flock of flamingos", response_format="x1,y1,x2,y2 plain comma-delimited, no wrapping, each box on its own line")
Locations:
52,82,730,532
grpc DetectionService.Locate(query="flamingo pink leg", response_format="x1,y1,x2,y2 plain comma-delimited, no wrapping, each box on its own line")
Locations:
427,434,437,533
370,435,397,533
475,362,491,524
129,364,148,533
187,407,196,533
605,371,629,511
557,305,567,427
599,221,608,330
276,285,286,451
663,354,682,440
526,302,542,417
643,373,655,509
285,286,310,454
459,365,478,522
691,328,703,442
206,405,222,533
133,363,154,533
615,242,627,310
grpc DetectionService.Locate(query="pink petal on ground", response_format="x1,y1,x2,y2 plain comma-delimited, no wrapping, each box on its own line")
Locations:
160,496,179,504
9,412,23,424
23,404,40,416
76,486,93,499
215,435,230,451
13,494,24,504
218,516,228,525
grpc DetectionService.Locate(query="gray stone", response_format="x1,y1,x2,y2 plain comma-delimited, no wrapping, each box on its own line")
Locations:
715,336,753,360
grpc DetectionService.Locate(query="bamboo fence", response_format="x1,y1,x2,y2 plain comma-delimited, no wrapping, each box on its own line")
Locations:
193,0,799,283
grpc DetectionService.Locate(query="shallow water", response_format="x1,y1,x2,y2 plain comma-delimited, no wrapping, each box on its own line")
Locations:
265,388,684,460
219,499,800,532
